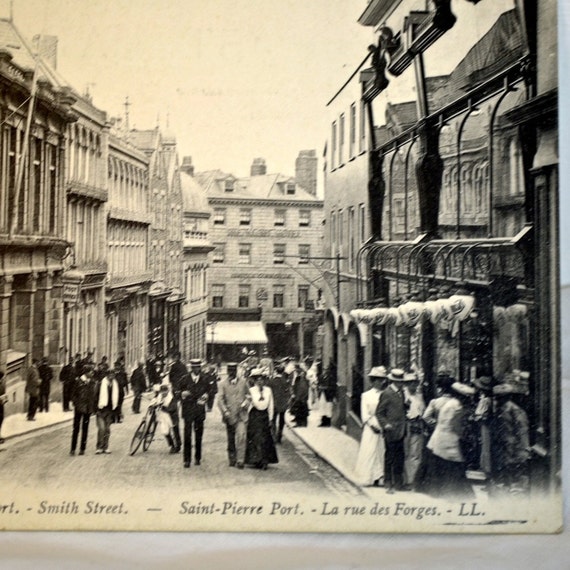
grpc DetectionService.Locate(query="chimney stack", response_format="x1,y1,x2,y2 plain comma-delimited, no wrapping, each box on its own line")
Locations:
250,157,267,176
295,150,317,196
33,35,58,69
180,156,194,176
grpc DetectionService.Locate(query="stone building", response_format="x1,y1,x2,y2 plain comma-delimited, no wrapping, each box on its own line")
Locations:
196,152,324,361
105,131,151,370
322,0,560,491
129,128,185,360
0,20,75,413
179,157,213,362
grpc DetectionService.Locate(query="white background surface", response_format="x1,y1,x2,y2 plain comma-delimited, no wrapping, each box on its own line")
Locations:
1,2,568,567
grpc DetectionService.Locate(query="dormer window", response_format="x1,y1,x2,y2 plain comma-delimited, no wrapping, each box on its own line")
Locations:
224,179,235,192
286,183,296,195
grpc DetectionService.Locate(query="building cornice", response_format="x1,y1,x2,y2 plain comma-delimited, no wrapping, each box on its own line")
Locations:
208,197,323,208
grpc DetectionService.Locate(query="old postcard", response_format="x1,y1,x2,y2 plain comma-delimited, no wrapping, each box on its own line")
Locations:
0,0,561,533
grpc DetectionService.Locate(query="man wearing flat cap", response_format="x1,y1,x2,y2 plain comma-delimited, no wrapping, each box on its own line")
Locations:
179,359,210,468
375,368,407,493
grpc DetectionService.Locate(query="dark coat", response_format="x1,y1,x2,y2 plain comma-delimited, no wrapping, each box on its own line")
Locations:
38,363,53,391
130,367,147,393
376,385,407,442
25,365,41,397
72,376,95,415
169,360,188,397
267,374,291,413
59,363,76,384
179,373,210,421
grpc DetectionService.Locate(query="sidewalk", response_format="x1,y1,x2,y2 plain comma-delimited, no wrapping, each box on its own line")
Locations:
1,402,74,441
285,408,372,492
285,408,487,500
1,393,135,442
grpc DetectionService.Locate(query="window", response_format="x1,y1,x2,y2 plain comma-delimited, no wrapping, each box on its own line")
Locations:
238,243,251,264
286,182,295,195
299,210,310,227
331,121,337,170
359,100,366,153
331,210,337,256
213,208,226,225
211,284,225,308
212,243,225,264
359,203,366,244
349,103,356,159
339,113,345,165
238,285,250,308
239,208,251,226
273,243,285,264
298,244,310,264
338,210,344,250
348,207,355,270
298,285,309,309
273,285,285,308
224,179,234,192
274,209,286,227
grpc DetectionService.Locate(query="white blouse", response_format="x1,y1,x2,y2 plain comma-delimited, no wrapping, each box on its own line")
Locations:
249,386,274,421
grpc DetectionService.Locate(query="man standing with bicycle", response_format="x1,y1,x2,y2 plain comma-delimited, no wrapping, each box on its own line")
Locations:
180,359,210,468
95,368,120,454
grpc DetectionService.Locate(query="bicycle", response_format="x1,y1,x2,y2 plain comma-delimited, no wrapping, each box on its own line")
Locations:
129,400,159,455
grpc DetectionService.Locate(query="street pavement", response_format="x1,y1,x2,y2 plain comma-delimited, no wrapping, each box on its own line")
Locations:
0,394,362,499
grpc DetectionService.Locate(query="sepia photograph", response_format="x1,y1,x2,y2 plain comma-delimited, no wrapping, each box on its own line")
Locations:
0,0,562,535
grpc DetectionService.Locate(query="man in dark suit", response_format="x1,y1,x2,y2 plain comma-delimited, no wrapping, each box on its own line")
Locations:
130,361,147,414
59,357,76,412
180,359,210,468
169,352,188,398
375,368,407,494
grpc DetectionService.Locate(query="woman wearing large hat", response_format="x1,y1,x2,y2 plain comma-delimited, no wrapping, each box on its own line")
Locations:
244,369,278,470
354,366,388,486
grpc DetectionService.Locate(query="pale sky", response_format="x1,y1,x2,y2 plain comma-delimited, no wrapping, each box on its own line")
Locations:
9,0,514,183
10,0,373,181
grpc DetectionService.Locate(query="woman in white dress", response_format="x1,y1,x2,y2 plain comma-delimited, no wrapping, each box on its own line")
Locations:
354,366,388,486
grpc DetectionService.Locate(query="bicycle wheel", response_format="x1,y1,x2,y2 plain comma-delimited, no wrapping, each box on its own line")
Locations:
143,413,157,452
129,419,147,456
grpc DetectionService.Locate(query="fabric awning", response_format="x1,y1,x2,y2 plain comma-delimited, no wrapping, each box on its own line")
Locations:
206,321,268,345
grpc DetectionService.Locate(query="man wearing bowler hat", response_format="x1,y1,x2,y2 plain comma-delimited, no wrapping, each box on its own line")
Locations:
375,368,407,494
180,359,210,468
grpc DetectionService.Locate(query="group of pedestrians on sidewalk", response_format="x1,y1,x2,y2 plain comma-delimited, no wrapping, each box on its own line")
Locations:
354,364,531,498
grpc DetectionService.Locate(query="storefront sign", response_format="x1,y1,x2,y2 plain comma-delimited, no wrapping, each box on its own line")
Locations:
62,283,80,305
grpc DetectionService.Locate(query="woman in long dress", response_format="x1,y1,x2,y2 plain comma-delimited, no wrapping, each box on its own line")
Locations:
245,369,278,470
354,367,387,486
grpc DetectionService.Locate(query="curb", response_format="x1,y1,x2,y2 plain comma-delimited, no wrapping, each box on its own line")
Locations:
284,418,375,497
3,394,135,442
4,414,74,442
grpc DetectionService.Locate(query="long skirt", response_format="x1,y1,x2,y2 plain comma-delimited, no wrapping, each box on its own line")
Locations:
354,425,385,486
245,408,278,466
417,450,474,499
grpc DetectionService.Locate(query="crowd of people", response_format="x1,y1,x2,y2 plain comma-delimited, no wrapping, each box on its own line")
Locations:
4,349,323,471
354,366,530,498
